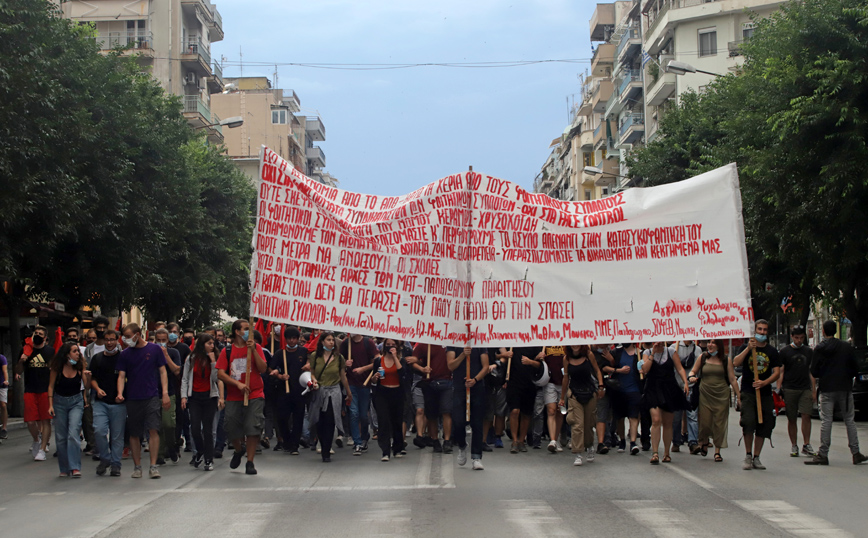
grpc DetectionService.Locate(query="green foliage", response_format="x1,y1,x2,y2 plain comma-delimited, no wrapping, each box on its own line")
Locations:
627,0,868,344
0,0,254,329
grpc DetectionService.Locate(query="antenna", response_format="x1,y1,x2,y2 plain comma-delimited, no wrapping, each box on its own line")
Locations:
274,64,278,89
239,46,243,77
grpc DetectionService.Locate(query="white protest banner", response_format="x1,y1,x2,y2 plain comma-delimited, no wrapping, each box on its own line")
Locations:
250,146,753,346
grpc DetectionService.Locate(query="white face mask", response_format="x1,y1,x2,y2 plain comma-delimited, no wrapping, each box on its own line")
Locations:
122,335,137,348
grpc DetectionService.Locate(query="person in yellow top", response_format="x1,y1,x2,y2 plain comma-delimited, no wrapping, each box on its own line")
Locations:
308,332,352,462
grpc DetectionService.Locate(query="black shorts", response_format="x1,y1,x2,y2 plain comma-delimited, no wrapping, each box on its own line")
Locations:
614,390,642,419
422,379,453,419
506,384,536,416
126,397,161,438
740,391,776,438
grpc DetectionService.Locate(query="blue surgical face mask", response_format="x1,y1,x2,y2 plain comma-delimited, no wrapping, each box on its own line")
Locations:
168,333,179,343
754,333,768,343
69,359,78,365
157,342,167,348
241,330,249,341
288,344,298,350
324,346,334,352
710,350,718,357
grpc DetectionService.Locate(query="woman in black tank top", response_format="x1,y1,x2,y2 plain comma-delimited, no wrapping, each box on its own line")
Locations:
559,345,604,466
48,342,88,477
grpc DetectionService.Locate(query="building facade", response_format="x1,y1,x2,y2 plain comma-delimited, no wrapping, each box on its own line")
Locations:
59,0,226,144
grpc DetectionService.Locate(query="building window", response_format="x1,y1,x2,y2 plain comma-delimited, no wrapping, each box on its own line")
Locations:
601,186,610,197
698,28,717,57
584,189,592,201
272,110,287,124
742,23,755,40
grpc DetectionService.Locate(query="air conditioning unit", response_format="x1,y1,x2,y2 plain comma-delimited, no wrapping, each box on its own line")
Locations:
198,76,208,90
184,72,197,85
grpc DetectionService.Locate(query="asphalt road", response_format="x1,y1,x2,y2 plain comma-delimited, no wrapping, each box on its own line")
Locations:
1,413,866,538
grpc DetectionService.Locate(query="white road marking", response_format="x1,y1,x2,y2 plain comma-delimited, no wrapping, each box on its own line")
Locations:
28,491,66,496
120,484,454,495
359,501,411,537
665,464,715,490
614,500,697,538
501,500,573,538
734,500,853,537
221,503,281,536
440,453,454,487
414,450,433,487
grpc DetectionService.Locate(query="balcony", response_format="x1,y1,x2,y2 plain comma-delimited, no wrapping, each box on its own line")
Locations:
646,71,676,106
618,69,643,104
617,28,641,63
209,4,224,42
590,3,616,41
595,159,621,187
306,145,326,168
208,62,223,93
645,0,726,55
282,89,301,112
92,31,155,58
728,39,745,57
580,127,595,149
206,112,224,144
619,113,645,145
181,0,214,23
591,79,614,113
305,117,325,141
180,39,212,76
183,95,210,127
590,44,615,77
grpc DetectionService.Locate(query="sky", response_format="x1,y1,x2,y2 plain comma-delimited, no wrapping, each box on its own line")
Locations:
213,0,595,195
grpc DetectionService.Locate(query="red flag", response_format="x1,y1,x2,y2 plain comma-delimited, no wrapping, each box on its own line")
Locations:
304,330,320,352
54,326,63,352
279,324,287,351
115,318,122,331
254,318,265,337
23,336,33,356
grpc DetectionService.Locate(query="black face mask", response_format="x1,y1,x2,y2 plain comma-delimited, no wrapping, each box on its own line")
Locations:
32,334,45,346
183,337,194,346
95,330,106,339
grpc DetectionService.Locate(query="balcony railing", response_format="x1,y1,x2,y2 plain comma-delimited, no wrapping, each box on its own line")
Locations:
728,39,745,57
184,39,211,68
93,30,153,51
619,113,645,137
646,0,715,38
183,95,210,118
594,123,602,138
212,61,223,84
210,4,222,30
619,69,642,95
617,28,639,57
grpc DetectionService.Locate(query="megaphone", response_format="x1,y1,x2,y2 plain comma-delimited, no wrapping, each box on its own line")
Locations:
299,371,313,395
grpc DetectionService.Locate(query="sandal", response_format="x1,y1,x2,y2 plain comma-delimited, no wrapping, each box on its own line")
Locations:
662,455,672,463
714,453,723,462
700,444,709,457
650,453,660,465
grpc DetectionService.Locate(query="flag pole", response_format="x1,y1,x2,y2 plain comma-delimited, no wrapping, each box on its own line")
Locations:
244,316,254,407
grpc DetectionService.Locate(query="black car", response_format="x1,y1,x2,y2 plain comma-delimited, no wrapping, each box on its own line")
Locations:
852,348,868,420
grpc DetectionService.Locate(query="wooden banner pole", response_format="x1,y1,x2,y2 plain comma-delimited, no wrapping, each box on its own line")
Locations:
244,316,254,407
752,346,763,424
427,344,431,380
506,347,513,381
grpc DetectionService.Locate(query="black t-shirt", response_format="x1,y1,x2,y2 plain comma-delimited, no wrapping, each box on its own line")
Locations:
90,351,123,404
779,344,813,391
268,346,308,398
169,342,191,368
160,347,180,397
24,346,53,393
738,343,781,396
508,347,543,387
447,347,487,385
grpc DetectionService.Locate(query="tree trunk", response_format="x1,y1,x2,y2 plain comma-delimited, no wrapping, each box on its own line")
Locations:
0,281,25,417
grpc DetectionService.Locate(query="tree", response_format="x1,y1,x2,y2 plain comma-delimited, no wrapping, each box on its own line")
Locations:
627,0,868,345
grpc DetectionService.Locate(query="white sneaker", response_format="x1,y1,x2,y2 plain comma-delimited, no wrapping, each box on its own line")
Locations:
457,447,467,466
472,459,484,470
347,437,354,446
547,440,558,453
31,440,40,457
555,441,564,452
330,448,335,455
34,449,46,461
573,454,583,466
587,444,596,462
142,441,149,453
316,444,322,454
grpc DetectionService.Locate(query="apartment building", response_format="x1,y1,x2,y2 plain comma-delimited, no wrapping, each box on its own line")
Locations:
211,77,336,186
59,0,226,144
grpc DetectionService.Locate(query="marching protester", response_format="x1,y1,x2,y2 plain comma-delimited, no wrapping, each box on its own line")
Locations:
805,320,867,466
371,339,408,461
592,345,616,455
447,346,489,470
308,331,352,462
409,343,431,449
506,346,543,454
17,325,54,461
181,334,224,471
154,328,182,465
89,330,125,476
641,342,690,465
48,342,88,477
733,320,781,470
537,345,566,454
611,342,642,456
268,327,308,454
778,326,816,457
483,350,508,450
82,317,110,460
339,333,379,455
216,319,268,475
167,322,193,453
117,323,171,479
414,343,453,453
689,339,739,461
559,345,604,466
671,340,700,454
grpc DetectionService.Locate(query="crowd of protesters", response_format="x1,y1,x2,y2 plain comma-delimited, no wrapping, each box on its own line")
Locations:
3,316,865,478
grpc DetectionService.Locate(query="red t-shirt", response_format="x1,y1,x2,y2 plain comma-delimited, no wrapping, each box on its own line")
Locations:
543,346,566,386
216,343,265,401
192,361,212,394
412,343,450,381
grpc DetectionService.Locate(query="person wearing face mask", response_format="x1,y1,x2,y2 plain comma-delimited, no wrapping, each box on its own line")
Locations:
641,341,690,465
116,323,171,479
308,331,352,462
689,339,740,462
216,319,269,475
267,327,308,454
16,325,54,461
733,319,782,470
167,322,193,453
89,330,126,476
183,328,197,349
153,328,182,465
82,317,110,461
181,334,224,471
778,326,817,457
48,342,89,477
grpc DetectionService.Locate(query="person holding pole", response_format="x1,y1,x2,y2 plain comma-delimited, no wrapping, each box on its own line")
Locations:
268,327,308,454
447,345,489,470
216,319,268,475
308,332,352,462
415,343,453,453
733,319,781,470
506,346,543,454
339,333,380,455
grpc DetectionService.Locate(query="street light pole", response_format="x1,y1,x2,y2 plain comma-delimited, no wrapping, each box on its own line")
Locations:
665,60,723,78
194,115,244,130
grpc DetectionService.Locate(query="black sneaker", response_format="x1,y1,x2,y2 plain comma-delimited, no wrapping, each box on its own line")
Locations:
630,443,640,456
443,440,453,454
0,428,7,439
482,443,493,452
618,439,626,453
273,442,283,451
260,438,270,449
214,451,223,459
245,461,257,475
96,461,109,476
230,450,244,469
110,465,121,477
299,438,310,449
169,453,179,465
335,437,344,448
353,445,363,456
191,453,203,468
805,454,829,466
597,443,610,455
433,440,443,453
203,461,214,471
156,457,166,466
413,435,427,449
361,441,369,452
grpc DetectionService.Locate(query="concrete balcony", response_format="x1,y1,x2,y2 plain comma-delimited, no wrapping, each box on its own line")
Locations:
92,31,155,58
180,39,212,77
580,127,595,150
282,90,301,112
646,71,676,106
618,113,645,145
205,112,224,144
208,62,223,93
591,44,615,77
618,69,643,105
590,3,616,41
306,145,326,168
617,27,641,64
644,0,737,55
183,95,211,128
181,0,214,24
305,117,325,142
209,4,224,42
591,79,614,113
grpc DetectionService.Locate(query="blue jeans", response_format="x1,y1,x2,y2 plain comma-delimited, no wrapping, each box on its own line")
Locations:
53,394,84,474
673,406,698,446
349,386,371,445
93,400,126,467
